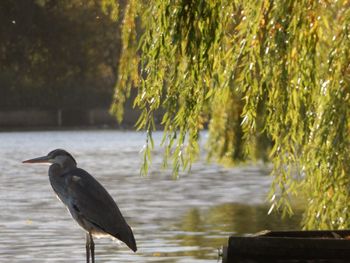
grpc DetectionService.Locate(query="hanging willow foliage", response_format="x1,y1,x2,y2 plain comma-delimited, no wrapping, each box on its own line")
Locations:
111,0,350,229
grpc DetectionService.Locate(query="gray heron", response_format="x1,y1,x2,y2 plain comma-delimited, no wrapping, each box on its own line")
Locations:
23,149,137,262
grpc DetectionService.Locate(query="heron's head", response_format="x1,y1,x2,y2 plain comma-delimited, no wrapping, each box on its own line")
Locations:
22,149,77,167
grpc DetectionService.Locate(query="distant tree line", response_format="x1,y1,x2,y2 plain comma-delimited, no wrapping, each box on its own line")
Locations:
0,0,120,110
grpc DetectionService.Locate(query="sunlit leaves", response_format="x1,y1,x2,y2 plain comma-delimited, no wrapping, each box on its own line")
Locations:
112,0,350,228
101,0,119,21
302,7,350,228
110,0,139,122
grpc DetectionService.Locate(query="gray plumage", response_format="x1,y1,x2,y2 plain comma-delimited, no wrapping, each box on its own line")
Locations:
23,149,137,262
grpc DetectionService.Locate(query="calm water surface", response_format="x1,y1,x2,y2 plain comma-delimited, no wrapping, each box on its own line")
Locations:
0,130,300,262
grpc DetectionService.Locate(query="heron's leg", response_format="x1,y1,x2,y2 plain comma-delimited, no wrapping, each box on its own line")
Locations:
86,232,90,263
89,233,95,263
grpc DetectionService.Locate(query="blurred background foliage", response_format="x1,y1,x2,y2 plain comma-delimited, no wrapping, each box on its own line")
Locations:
0,0,120,110
113,0,350,229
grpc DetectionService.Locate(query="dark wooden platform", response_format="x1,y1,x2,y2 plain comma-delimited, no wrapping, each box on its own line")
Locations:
222,230,350,263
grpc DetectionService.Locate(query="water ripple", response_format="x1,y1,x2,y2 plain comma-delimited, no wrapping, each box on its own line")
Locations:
0,130,300,262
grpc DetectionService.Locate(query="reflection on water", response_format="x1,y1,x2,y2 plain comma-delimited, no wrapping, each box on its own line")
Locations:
0,130,301,262
174,203,301,259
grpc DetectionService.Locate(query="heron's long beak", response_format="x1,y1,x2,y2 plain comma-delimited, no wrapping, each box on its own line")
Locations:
22,155,51,164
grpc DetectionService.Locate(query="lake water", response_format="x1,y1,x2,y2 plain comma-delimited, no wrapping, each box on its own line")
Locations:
0,130,301,262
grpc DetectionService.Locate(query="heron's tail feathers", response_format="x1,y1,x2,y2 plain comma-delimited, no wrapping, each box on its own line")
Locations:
126,227,137,252
117,224,137,252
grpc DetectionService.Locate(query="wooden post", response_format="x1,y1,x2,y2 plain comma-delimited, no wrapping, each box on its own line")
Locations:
88,110,95,126
57,109,62,127
223,230,350,262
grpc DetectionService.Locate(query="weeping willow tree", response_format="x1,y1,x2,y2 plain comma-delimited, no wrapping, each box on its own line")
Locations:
110,0,350,229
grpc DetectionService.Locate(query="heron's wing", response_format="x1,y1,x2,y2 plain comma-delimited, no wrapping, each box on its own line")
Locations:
65,168,137,251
